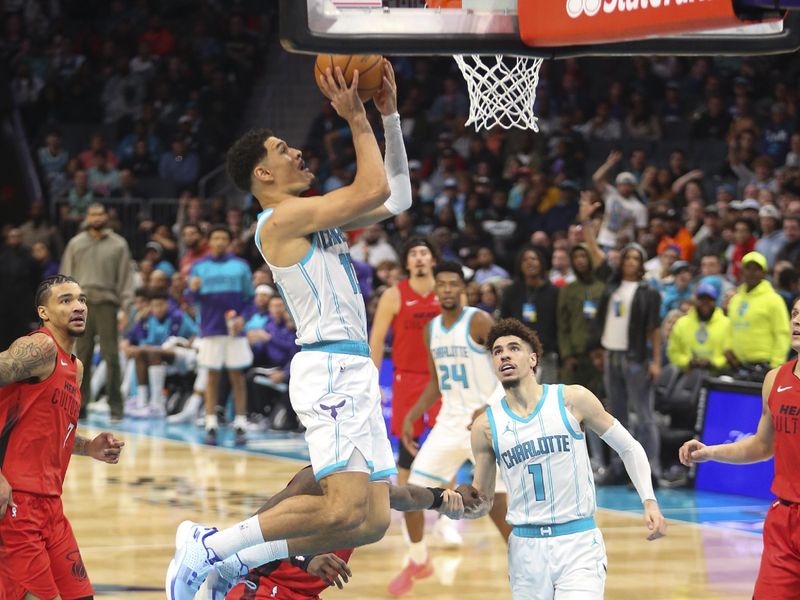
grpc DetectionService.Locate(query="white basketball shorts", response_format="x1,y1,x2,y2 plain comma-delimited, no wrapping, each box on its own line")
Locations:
289,345,397,482
197,336,253,370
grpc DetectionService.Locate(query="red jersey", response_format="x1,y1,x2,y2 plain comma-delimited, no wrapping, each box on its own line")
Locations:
0,328,81,497
392,279,440,374
768,359,800,502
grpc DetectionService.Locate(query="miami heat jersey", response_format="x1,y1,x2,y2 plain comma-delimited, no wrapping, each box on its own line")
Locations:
428,307,498,428
393,278,440,373
768,360,800,502
255,209,369,345
0,328,81,496
486,384,596,526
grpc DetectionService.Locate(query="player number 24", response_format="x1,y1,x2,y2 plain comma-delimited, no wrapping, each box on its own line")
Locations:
438,364,469,390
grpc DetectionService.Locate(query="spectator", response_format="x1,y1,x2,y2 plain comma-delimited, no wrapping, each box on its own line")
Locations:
776,265,799,311
78,132,118,169
624,92,661,141
159,138,200,188
121,138,158,177
690,95,730,139
179,223,209,277
243,285,274,334
31,241,59,280
66,170,94,218
477,282,500,318
549,247,575,287
729,218,758,282
37,130,69,193
577,101,622,141
762,102,793,165
499,245,559,383
775,214,800,266
656,208,696,262
726,251,790,371
349,224,399,268
784,132,800,168
88,150,122,197
660,260,694,319
666,283,731,374
592,152,648,249
693,205,728,261
19,202,63,258
0,228,39,348
186,225,253,446
472,247,509,284
755,204,785,268
140,15,175,56
60,203,134,422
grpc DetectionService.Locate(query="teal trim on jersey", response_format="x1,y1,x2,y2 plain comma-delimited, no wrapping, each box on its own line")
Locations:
321,253,352,339
557,384,584,440
302,340,370,357
465,308,488,354
315,460,350,481
512,516,595,538
440,306,468,334
254,208,273,256
371,468,398,481
299,234,316,267
411,468,449,484
297,263,323,342
501,384,549,423
274,283,300,330
486,406,502,465
327,353,334,393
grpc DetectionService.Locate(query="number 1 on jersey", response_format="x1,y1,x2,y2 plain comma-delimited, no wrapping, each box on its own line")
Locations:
527,463,546,501
338,252,361,295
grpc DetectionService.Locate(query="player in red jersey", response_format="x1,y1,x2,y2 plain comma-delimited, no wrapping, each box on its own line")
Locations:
679,294,800,599
0,275,125,600
216,465,464,599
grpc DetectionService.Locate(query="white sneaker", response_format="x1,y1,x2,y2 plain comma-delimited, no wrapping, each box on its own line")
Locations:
165,520,219,600
126,404,152,418
205,553,249,599
167,394,203,425
432,515,463,548
149,402,167,418
88,397,111,414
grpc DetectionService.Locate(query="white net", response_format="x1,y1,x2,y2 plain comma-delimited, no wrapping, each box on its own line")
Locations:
453,54,543,132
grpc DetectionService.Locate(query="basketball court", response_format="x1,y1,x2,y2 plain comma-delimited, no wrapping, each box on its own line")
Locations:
72,416,765,599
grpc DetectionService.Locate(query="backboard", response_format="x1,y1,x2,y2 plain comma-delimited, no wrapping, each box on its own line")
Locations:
280,0,800,58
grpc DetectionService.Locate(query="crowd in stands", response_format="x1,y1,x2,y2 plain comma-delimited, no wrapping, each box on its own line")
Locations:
3,1,800,480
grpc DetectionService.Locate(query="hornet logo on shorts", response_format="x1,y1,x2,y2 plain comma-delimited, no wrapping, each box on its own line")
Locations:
314,393,354,422
566,0,705,19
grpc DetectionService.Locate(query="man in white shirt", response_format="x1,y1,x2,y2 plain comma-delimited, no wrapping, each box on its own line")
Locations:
592,151,648,249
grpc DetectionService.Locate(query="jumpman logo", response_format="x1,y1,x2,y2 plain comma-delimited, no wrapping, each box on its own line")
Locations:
503,422,515,436
320,399,347,420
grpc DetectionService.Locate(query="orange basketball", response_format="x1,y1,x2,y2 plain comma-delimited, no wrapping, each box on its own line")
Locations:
314,54,384,103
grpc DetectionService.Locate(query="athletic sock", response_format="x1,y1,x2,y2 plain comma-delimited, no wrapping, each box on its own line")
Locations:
136,385,149,408
235,539,290,569
408,540,428,565
233,414,248,431
205,414,218,431
203,515,269,560
148,365,167,406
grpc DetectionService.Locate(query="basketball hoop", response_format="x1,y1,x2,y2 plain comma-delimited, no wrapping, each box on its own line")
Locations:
453,54,543,132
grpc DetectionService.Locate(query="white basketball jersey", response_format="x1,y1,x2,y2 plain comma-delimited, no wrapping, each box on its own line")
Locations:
255,209,368,345
486,384,596,526
428,307,500,429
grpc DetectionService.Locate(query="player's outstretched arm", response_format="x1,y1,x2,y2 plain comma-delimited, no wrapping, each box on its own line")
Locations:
461,412,497,520
389,484,464,519
0,333,57,387
343,60,413,230
568,385,667,540
679,368,777,467
266,67,389,239
73,432,125,463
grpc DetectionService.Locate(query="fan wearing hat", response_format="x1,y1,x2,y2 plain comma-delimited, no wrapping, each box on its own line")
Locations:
693,205,728,263
666,283,731,375
656,208,696,262
591,150,648,249
660,261,694,320
754,204,785,268
725,251,790,372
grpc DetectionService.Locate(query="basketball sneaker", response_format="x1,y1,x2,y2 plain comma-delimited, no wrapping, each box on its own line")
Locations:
387,557,433,597
204,553,249,599
166,520,219,600
432,515,463,547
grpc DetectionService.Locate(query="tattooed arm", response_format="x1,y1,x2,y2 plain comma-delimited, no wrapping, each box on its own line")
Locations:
72,432,125,462
0,333,57,386
72,436,90,456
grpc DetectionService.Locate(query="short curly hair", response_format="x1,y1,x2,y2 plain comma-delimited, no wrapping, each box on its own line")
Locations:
485,318,543,357
226,128,274,192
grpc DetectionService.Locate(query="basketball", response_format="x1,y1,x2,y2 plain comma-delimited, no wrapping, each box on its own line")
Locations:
314,54,384,102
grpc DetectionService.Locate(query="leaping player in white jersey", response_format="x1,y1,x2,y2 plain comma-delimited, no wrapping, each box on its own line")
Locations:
459,318,667,599
389,261,511,595
167,61,417,599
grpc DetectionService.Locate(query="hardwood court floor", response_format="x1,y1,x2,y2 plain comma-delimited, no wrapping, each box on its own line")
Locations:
64,426,762,599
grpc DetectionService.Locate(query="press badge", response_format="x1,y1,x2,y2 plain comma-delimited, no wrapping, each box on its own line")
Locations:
522,302,537,323
582,300,597,320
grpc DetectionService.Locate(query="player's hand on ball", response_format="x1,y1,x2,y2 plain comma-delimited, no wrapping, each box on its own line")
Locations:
678,439,712,466
318,66,365,121
0,473,16,520
372,59,397,116
307,553,352,589
436,489,465,520
643,500,667,541
89,433,125,464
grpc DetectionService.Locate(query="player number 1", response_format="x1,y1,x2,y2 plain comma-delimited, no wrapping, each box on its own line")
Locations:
338,252,361,295
527,463,546,501
63,423,75,448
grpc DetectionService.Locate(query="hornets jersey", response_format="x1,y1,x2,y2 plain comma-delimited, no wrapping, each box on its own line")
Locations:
254,209,368,345
487,384,596,526
428,307,500,429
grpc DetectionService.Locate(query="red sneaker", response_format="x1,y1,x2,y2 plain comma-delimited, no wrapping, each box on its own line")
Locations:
387,557,434,597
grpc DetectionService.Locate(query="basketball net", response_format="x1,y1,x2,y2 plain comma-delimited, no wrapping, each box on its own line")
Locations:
453,54,543,132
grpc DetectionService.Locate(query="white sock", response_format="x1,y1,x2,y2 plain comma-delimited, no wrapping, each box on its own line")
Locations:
204,515,268,560
148,365,167,406
184,393,203,414
137,385,149,408
409,539,427,564
206,414,218,431
235,539,290,570
233,414,248,430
